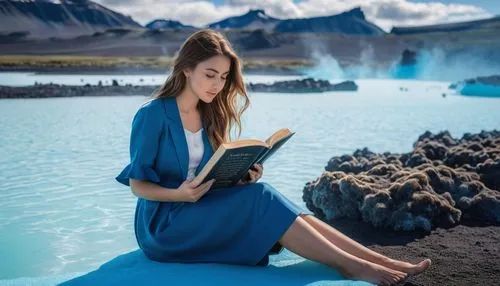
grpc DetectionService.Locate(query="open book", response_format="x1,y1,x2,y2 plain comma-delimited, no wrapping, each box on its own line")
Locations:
191,128,295,189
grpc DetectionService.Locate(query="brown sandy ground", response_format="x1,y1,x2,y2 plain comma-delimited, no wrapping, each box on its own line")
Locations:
330,218,499,286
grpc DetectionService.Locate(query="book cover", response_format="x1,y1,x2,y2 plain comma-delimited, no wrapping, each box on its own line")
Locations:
191,128,295,189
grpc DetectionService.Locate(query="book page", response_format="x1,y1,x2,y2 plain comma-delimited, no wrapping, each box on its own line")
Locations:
224,139,269,149
257,131,295,165
265,128,293,146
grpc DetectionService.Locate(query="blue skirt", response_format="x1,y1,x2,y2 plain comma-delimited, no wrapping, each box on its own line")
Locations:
135,182,313,266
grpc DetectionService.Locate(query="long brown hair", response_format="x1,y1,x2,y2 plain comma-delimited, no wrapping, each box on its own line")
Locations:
153,29,249,151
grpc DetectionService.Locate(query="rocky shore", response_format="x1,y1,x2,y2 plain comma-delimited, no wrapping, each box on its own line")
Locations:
0,78,358,98
0,82,158,99
247,78,358,93
450,75,500,97
303,130,500,232
462,75,500,86
303,130,500,285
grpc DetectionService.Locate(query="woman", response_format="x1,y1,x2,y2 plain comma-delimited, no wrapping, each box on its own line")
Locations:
116,29,430,286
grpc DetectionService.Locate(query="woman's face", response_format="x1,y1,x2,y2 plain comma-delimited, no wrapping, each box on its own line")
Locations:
185,55,231,103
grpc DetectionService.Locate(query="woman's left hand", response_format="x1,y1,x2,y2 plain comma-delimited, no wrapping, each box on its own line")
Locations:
237,163,263,184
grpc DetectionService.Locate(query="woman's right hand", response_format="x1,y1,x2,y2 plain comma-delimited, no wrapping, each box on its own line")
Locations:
175,179,215,203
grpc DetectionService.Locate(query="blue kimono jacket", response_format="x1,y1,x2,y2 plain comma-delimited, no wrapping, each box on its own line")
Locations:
116,97,311,266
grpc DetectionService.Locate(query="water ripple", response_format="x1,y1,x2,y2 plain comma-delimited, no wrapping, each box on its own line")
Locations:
1,79,499,279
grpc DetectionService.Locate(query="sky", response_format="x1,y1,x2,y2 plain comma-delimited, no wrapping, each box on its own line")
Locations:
96,0,498,31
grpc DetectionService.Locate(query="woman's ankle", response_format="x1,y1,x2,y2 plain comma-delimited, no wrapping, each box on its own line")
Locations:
377,256,394,265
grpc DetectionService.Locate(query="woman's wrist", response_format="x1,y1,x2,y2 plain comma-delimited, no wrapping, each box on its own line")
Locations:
165,187,183,202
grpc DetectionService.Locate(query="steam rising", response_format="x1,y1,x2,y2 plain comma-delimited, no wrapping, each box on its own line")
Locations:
303,47,500,82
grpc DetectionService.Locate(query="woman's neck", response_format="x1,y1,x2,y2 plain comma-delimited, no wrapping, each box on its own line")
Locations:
176,88,199,114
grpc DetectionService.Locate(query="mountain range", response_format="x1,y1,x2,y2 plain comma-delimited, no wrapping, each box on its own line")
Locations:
0,0,499,68
0,0,385,38
145,19,196,30
208,9,280,31
0,0,141,38
206,8,385,35
1,0,498,39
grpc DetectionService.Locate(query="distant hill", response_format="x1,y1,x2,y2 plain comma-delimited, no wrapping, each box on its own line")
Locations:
274,7,385,35
208,7,385,36
208,9,280,30
145,19,196,30
391,16,500,35
0,0,142,39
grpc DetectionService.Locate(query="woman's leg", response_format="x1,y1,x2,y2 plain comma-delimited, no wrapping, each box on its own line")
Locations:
302,215,431,276
279,215,407,286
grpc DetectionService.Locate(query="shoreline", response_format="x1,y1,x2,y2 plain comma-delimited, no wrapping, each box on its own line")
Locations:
302,128,500,285
0,77,359,98
0,66,305,76
0,55,310,76
0,84,158,99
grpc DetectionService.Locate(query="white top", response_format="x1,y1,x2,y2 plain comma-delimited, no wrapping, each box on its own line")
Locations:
184,128,204,180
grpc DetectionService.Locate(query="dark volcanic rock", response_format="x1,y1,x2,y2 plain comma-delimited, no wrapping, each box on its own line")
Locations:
449,75,500,97
303,130,500,232
463,75,500,86
0,83,158,98
0,78,356,98
247,78,358,93
400,49,418,66
392,49,419,79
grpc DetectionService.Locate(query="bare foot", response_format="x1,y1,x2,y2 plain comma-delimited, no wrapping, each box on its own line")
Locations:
342,260,408,286
382,258,432,276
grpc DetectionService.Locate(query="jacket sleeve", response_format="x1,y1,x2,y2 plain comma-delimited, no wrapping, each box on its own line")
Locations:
115,101,164,186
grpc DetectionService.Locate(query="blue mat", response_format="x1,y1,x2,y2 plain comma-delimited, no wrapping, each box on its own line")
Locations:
0,249,374,286
57,249,374,286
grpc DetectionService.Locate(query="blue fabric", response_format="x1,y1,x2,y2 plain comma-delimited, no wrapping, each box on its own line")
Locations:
115,99,165,186
58,249,375,286
115,97,313,266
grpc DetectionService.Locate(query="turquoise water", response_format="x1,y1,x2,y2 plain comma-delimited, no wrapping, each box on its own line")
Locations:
0,76,499,282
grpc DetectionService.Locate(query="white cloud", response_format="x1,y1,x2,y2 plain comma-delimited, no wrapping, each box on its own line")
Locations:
224,0,302,18
97,0,245,26
95,0,493,31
